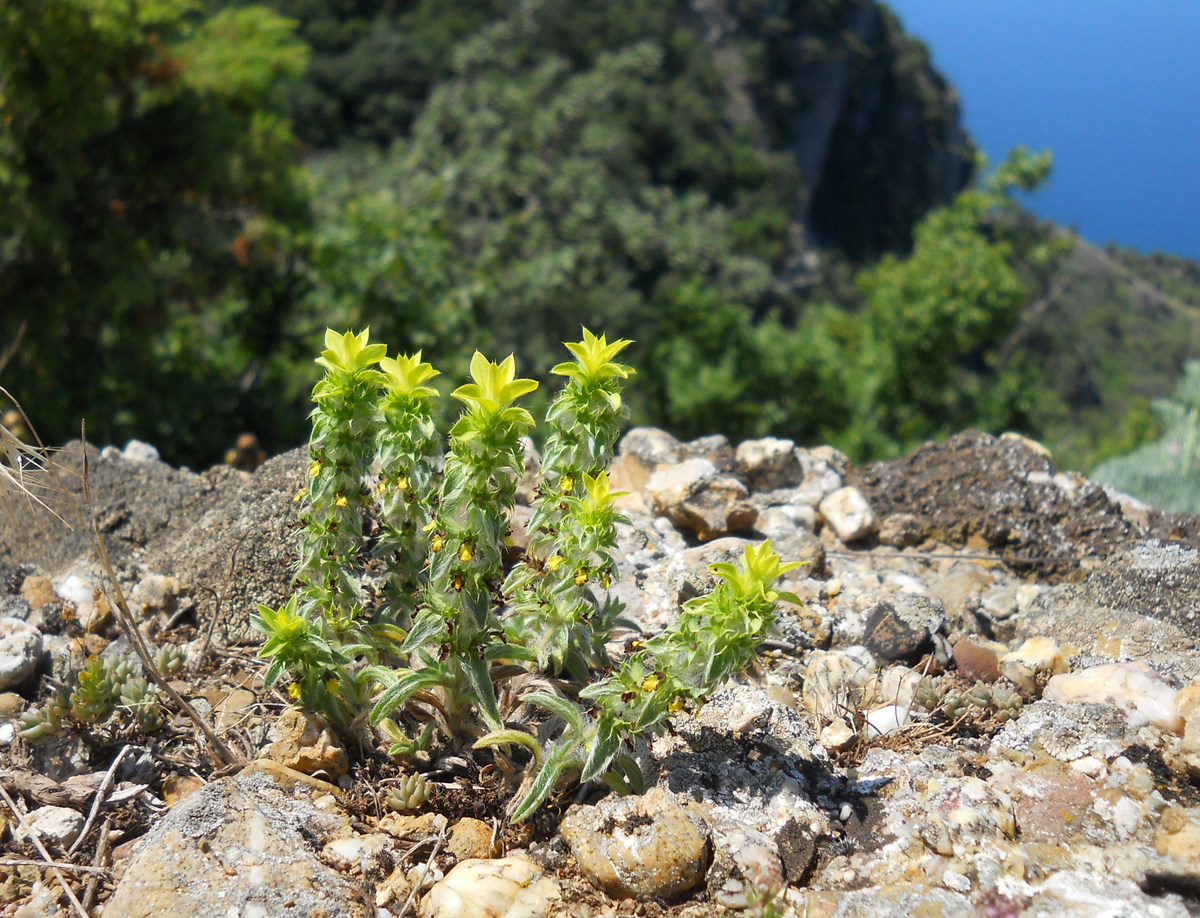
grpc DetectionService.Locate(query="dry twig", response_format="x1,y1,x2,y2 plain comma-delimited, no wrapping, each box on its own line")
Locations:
81,816,114,914
68,744,132,857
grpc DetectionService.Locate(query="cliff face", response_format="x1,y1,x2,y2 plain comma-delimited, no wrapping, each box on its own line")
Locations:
690,0,975,258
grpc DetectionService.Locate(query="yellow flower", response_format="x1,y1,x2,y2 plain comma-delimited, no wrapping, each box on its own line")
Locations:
325,677,341,694
551,328,635,398
309,461,321,478
545,555,565,572
641,675,661,693
287,683,302,702
395,475,409,491
380,351,440,399
451,352,538,416
335,494,349,508
574,569,588,586
452,573,464,592
316,328,386,376
293,487,309,502
458,541,474,563
668,696,685,713
431,535,444,553
560,474,574,494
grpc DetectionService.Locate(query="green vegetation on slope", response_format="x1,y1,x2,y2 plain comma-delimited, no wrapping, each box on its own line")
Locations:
1,0,1197,481
1092,360,1200,514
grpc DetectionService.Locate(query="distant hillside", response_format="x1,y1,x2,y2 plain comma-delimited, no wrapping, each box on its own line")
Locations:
995,231,1200,472
273,0,975,258
5,0,1197,474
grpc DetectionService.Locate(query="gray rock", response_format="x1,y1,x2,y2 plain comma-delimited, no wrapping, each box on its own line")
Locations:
105,763,363,918
756,502,817,542
611,427,686,494
800,646,880,717
818,486,876,542
645,458,757,542
621,537,751,633
862,594,945,664
686,434,737,474
561,786,709,901
0,617,41,689
0,440,303,642
878,512,924,548
735,438,802,491
706,818,785,909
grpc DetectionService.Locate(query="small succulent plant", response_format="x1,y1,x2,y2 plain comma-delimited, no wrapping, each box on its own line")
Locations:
918,677,1023,725
19,653,171,744
156,644,185,677
385,772,430,812
119,677,165,732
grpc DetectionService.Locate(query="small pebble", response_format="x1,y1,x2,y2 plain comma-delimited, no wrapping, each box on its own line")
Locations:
0,617,42,690
818,487,877,542
864,704,911,737
20,805,85,848
999,636,1066,695
422,856,561,918
954,639,1001,683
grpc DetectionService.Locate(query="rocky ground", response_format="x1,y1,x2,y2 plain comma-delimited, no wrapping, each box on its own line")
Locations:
1,428,1199,917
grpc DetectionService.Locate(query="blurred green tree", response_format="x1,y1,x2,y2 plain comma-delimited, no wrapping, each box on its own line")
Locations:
0,0,310,463
787,147,1056,457
299,15,800,438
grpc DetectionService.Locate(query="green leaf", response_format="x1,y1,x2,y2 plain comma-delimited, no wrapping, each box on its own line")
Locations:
463,656,504,733
475,729,541,763
510,744,576,823
523,691,585,735
402,610,446,652
579,726,621,784
613,753,646,794
370,668,446,725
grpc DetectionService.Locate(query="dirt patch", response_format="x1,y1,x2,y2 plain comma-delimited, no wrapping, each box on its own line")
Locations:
848,429,1200,583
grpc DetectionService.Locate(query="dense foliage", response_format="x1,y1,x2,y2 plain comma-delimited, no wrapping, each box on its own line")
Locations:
1,0,1194,476
0,0,310,460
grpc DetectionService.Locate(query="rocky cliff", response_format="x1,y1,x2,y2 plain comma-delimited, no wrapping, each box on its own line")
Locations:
690,0,975,259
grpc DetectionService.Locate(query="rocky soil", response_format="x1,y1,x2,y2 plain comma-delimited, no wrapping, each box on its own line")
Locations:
1,428,1199,917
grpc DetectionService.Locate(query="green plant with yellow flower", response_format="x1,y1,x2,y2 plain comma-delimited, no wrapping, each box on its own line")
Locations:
254,327,801,820
375,351,442,622
503,330,636,680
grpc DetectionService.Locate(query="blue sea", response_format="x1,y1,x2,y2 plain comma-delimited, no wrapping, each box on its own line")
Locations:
882,0,1200,260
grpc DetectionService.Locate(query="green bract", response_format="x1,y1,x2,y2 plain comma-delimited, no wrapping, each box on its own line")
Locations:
259,326,801,821
376,351,442,621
